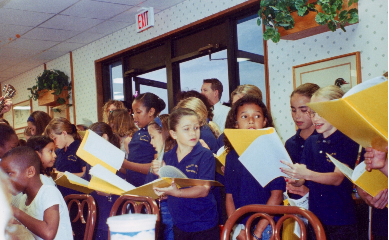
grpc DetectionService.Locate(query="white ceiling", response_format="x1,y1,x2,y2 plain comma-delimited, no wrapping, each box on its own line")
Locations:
0,0,187,82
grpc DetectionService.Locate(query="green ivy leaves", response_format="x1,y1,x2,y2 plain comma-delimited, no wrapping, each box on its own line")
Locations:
258,0,359,43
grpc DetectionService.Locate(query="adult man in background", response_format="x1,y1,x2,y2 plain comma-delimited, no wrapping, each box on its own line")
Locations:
201,78,230,133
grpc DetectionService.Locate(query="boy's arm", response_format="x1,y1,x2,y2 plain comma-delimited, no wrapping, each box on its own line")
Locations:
253,190,283,239
13,205,60,240
225,193,236,217
121,160,152,174
73,166,86,177
154,181,211,198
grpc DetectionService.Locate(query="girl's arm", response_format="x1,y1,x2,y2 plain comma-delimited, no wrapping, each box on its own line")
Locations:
121,160,152,174
73,166,86,177
281,160,345,186
124,136,132,154
154,181,211,198
225,193,236,217
253,190,283,239
357,187,388,209
13,205,60,240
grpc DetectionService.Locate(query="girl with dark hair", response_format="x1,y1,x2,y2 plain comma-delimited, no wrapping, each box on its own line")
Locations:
122,92,166,187
0,124,18,159
27,111,52,136
45,117,86,197
223,95,284,240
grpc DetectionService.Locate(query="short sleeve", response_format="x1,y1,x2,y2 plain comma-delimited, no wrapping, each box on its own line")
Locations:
197,150,215,181
224,151,234,194
40,186,62,210
265,176,286,192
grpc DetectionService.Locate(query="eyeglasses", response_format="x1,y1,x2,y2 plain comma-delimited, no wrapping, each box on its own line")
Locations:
307,110,320,118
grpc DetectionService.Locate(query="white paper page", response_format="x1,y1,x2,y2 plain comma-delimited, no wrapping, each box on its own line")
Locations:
64,171,90,187
89,164,135,191
83,130,125,170
351,161,367,182
238,131,293,187
326,154,354,179
343,76,387,98
216,146,225,156
159,165,188,178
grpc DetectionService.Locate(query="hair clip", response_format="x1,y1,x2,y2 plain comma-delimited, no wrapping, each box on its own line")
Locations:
27,115,35,123
134,90,139,98
154,116,163,128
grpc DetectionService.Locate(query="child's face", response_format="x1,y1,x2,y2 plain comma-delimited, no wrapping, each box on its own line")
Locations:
290,93,313,130
27,121,36,136
310,96,337,138
51,132,67,149
148,125,164,153
170,115,200,148
235,103,267,130
0,158,28,195
132,100,154,128
37,142,56,169
0,134,18,158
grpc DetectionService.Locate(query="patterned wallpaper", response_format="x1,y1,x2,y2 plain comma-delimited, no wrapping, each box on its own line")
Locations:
268,0,388,142
2,0,387,144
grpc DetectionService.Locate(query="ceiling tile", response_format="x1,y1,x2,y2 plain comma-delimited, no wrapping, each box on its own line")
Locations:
137,0,184,10
23,27,80,42
0,8,54,27
109,7,138,23
0,47,42,58
3,0,80,14
49,42,86,52
61,0,131,20
66,31,106,44
91,0,142,5
87,20,131,34
0,24,34,40
39,15,104,32
7,38,60,51
34,50,68,61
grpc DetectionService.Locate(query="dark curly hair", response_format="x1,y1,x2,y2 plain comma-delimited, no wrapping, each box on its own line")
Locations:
224,95,274,151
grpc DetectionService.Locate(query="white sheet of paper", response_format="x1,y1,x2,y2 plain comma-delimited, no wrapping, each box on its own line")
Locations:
64,171,90,187
326,154,354,180
238,131,292,187
83,130,125,170
89,164,135,191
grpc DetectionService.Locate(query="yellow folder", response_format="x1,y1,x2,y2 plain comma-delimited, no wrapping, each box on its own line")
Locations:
308,81,388,151
224,128,275,156
53,172,94,194
215,147,228,175
327,154,388,203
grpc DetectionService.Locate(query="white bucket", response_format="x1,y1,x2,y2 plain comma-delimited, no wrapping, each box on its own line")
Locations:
107,214,157,240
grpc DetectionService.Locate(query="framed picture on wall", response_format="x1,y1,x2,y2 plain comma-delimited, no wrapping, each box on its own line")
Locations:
293,52,362,93
12,99,32,130
15,127,25,140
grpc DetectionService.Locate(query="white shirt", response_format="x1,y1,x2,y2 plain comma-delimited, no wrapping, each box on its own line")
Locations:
212,101,230,133
16,185,73,240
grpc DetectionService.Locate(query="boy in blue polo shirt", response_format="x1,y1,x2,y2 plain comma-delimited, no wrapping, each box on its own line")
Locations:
281,86,359,240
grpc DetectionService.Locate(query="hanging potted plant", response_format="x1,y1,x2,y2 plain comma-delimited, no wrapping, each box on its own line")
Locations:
28,69,72,107
257,0,359,43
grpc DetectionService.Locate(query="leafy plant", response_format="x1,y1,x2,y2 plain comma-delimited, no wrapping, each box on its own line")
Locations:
28,69,72,106
258,0,359,43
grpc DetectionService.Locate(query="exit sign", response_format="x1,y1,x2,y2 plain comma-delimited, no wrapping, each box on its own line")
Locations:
136,7,154,33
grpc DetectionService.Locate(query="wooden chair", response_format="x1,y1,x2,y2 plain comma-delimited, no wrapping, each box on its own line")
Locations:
109,194,160,240
221,204,326,240
64,194,97,240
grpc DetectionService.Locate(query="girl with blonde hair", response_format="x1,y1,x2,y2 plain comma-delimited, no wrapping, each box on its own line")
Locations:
108,109,138,157
230,84,263,104
175,97,219,153
102,100,126,123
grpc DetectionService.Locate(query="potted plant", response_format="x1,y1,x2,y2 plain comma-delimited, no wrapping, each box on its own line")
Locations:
257,0,359,43
28,69,72,107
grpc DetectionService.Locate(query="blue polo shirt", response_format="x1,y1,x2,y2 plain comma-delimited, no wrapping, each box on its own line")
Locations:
217,133,225,149
164,142,218,232
224,149,285,224
285,129,317,199
55,140,86,197
126,127,156,187
200,125,218,153
301,130,359,226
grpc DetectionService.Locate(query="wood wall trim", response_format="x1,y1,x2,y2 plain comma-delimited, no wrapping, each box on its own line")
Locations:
95,61,104,122
70,51,76,124
263,23,270,111
95,0,260,63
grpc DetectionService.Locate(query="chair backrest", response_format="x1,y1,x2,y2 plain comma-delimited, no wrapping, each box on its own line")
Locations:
221,204,326,240
109,194,160,240
64,194,97,240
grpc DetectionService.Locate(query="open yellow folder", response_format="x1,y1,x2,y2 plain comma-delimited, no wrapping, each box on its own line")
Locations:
308,80,388,151
215,147,228,176
327,154,388,203
224,127,275,156
76,130,125,173
53,172,94,194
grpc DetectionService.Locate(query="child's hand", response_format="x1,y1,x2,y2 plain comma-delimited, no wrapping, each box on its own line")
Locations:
286,182,309,196
358,188,388,209
151,160,164,176
364,147,388,172
96,191,110,197
153,180,179,197
199,139,210,150
280,160,309,180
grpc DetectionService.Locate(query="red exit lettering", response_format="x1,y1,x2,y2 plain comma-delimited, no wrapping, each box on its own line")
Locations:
138,11,149,30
